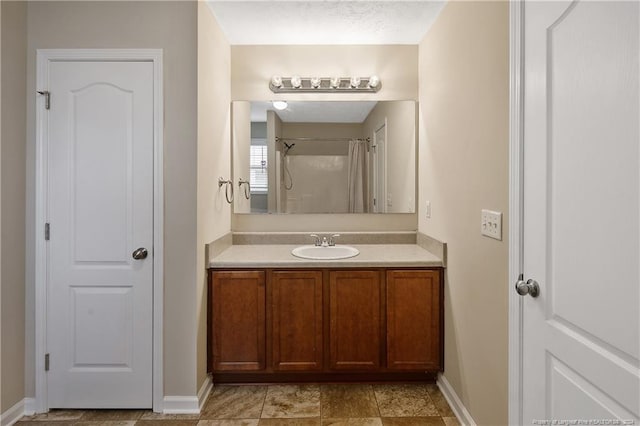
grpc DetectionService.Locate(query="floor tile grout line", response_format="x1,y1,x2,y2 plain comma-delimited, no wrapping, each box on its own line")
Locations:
319,383,323,420
259,383,269,420
371,383,382,418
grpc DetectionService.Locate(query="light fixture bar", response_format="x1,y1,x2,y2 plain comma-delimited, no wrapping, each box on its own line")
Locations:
269,76,381,93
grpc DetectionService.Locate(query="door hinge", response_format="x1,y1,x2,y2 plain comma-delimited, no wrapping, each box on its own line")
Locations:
37,90,50,110
45,353,50,371
45,223,50,241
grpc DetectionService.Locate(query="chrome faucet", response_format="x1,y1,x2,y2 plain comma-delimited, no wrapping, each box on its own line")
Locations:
310,234,321,246
329,234,340,246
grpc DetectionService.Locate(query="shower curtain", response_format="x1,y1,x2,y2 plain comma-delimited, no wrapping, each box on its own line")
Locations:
347,139,367,213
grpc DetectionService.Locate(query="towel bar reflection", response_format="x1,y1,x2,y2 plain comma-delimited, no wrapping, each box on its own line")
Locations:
238,179,251,200
218,177,234,204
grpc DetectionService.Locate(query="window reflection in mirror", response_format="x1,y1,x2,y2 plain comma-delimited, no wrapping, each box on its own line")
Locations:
232,101,416,214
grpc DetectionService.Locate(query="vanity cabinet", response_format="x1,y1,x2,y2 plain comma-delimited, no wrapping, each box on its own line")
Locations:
386,270,442,370
208,267,444,382
328,270,382,370
210,271,266,371
271,270,323,371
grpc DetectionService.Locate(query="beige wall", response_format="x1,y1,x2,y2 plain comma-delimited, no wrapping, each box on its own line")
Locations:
363,101,416,213
196,2,231,390
232,101,251,214
1,0,27,411
25,1,199,397
418,2,509,425
231,45,418,102
231,45,419,231
266,110,282,213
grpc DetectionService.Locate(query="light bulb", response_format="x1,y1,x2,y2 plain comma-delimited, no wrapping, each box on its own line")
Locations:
310,77,321,89
272,101,288,110
368,75,380,89
350,76,361,88
270,75,283,88
330,77,341,89
290,75,302,89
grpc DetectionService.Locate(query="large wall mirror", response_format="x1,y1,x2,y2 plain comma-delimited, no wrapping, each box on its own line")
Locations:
232,100,416,214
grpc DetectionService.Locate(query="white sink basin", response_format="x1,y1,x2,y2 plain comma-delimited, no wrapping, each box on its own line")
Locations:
291,245,360,260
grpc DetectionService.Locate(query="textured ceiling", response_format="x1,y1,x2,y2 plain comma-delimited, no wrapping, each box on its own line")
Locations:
250,101,378,123
206,1,446,45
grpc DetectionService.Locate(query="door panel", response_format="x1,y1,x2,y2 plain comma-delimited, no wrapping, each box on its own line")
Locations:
72,83,132,264
70,287,133,368
329,271,381,370
48,61,154,408
386,270,441,371
212,271,266,371
271,271,323,371
523,1,639,421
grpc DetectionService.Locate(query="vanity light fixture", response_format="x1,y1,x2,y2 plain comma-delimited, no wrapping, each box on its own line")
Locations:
290,75,302,89
310,77,321,89
269,75,382,93
368,75,380,89
272,100,288,110
270,75,283,88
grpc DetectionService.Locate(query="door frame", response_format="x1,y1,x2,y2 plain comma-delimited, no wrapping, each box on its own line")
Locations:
34,49,164,413
372,120,388,213
508,1,525,425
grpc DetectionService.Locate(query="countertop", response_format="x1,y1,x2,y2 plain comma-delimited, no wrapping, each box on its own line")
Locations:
208,244,443,269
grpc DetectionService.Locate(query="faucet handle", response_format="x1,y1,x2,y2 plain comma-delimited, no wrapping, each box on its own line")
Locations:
329,234,341,246
309,234,321,246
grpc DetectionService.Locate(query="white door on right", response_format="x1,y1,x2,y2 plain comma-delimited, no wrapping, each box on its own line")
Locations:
522,0,639,423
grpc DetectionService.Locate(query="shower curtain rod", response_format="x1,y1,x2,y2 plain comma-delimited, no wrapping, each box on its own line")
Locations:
276,136,370,142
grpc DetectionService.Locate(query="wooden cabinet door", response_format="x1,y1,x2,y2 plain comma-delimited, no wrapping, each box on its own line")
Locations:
211,271,266,371
271,271,323,371
386,269,442,371
329,270,381,370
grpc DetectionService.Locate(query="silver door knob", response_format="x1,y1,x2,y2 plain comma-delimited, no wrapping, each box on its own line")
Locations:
132,247,148,260
515,278,540,298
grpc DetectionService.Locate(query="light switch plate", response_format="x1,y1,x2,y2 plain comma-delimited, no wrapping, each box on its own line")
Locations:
481,209,502,240
425,201,431,219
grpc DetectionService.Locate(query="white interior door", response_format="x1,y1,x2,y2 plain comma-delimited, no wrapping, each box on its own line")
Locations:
522,0,639,422
47,61,154,408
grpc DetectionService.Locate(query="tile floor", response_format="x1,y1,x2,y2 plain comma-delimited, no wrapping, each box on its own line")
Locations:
17,383,460,425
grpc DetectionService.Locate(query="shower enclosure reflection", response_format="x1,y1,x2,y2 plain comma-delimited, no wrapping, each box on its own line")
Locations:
232,101,416,214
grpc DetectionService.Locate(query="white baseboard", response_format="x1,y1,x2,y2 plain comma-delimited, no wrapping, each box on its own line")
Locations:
197,375,213,411
163,377,211,415
23,399,35,417
1,398,31,426
162,396,200,414
437,374,477,426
